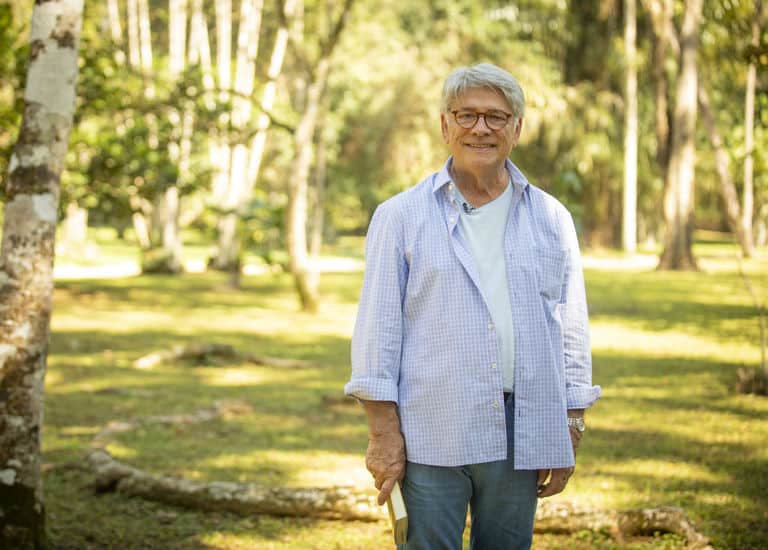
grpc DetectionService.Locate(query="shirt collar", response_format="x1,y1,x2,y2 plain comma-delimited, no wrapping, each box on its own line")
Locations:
432,157,531,195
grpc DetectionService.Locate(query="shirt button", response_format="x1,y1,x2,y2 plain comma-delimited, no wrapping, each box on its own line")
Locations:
449,217,455,223
491,363,497,369
492,401,500,409
488,323,494,330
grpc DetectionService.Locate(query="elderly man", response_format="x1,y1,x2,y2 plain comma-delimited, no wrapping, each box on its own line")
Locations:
345,63,601,550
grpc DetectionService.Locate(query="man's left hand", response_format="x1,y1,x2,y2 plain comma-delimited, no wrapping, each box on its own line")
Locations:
536,466,574,498
537,419,582,498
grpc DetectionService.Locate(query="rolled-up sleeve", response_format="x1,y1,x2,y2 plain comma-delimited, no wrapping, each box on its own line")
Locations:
344,201,408,403
559,209,601,410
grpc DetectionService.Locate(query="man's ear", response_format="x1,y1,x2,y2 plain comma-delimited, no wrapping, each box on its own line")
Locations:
440,114,449,144
512,117,524,147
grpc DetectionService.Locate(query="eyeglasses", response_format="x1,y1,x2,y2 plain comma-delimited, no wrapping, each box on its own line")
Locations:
451,109,514,130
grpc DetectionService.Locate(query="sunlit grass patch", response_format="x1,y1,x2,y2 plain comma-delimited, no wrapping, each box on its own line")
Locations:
42,241,768,549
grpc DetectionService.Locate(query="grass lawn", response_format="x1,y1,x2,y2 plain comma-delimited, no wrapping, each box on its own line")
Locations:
42,236,768,549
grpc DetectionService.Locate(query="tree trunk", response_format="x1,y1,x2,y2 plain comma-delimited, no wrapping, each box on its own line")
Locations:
286,0,353,312
287,57,329,313
741,0,763,257
106,0,125,65
658,0,702,271
127,0,141,68
622,0,637,253
309,125,327,261
61,202,88,251
0,2,83,547
643,0,673,174
246,0,295,188
210,0,264,275
698,86,751,256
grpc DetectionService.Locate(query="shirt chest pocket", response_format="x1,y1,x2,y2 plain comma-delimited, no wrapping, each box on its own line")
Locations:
535,247,567,303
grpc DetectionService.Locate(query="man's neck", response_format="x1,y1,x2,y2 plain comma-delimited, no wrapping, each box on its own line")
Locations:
450,163,509,207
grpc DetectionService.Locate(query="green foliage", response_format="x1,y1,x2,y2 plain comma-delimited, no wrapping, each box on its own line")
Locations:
0,2,30,201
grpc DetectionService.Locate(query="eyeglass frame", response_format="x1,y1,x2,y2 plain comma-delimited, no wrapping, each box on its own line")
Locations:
449,109,516,131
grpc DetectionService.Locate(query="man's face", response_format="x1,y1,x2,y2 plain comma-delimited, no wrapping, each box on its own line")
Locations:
441,87,522,174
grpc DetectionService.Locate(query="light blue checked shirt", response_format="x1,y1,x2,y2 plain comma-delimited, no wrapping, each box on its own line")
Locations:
345,158,601,469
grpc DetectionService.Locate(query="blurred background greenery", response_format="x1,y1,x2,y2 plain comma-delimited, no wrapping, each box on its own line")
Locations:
2,0,768,548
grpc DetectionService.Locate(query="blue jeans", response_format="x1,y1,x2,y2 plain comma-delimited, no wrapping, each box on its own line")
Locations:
398,395,538,550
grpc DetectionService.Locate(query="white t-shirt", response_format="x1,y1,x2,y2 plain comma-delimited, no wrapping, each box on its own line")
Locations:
455,181,515,392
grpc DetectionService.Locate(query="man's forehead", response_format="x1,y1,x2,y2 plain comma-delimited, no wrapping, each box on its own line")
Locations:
453,87,510,109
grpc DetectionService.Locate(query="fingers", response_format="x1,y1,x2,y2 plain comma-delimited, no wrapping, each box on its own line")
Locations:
537,469,550,487
537,467,573,498
377,477,396,506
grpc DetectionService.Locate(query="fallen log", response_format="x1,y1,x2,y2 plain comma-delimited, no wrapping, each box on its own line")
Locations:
86,449,382,521
133,343,313,369
534,501,712,549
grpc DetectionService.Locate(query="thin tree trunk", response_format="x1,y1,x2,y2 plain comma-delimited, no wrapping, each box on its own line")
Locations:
210,0,232,255
61,202,88,250
698,86,751,256
106,0,125,65
309,125,327,261
189,0,215,103
211,0,264,274
644,0,673,174
137,0,154,98
742,0,762,256
622,0,637,254
286,0,353,312
287,62,327,312
246,0,295,189
0,1,83,547
127,0,141,68
658,0,702,270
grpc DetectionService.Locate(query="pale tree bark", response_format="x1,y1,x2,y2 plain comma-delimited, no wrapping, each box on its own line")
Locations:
211,0,232,215
210,0,295,278
309,124,327,262
106,0,125,65
246,0,294,190
0,2,83,547
698,87,752,256
139,0,190,275
742,0,763,256
286,0,354,312
188,0,215,95
622,0,637,253
127,0,141,68
658,0,702,270
210,0,264,274
61,201,88,251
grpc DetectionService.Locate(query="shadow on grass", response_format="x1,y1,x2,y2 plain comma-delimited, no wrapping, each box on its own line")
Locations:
586,269,764,348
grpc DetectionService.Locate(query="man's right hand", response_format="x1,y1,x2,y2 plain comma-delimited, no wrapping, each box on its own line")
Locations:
360,400,406,505
366,430,406,505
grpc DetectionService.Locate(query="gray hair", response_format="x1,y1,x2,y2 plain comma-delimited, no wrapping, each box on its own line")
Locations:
441,63,525,121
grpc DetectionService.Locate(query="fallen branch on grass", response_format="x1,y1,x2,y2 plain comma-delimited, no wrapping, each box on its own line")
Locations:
86,449,381,520
85,402,711,546
534,501,711,548
133,343,313,370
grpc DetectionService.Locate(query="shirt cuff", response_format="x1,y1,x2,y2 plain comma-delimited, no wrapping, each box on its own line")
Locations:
344,377,399,404
566,385,602,410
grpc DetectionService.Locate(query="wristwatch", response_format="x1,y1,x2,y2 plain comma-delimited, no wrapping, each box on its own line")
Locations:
567,417,586,433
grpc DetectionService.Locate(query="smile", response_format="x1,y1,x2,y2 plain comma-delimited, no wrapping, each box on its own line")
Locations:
465,144,496,149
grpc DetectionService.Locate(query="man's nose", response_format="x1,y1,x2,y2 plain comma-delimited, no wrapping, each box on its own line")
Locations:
471,115,492,134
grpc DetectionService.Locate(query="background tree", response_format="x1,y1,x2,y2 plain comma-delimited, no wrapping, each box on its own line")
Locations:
0,1,84,547
623,0,638,253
